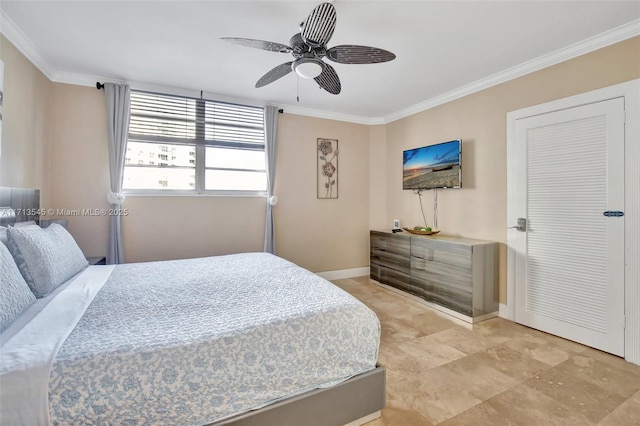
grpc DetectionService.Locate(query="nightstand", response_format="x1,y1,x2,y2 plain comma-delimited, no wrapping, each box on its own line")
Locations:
87,256,106,265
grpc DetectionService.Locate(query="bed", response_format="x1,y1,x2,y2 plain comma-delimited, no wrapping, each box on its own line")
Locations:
0,187,385,426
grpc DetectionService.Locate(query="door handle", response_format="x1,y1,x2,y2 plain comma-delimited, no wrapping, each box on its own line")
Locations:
508,218,527,232
603,211,624,217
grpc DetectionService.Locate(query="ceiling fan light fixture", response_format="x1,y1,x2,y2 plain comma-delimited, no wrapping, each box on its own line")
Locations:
293,58,324,79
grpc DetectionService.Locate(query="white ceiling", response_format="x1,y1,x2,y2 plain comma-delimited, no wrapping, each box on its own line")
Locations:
1,1,639,123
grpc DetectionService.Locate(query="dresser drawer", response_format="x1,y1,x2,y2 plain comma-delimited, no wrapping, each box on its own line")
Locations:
410,256,472,292
410,236,472,269
371,264,412,294
411,257,473,315
371,231,410,257
371,249,410,272
370,231,410,272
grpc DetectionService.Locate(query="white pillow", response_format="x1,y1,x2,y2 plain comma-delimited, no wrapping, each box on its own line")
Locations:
6,223,88,298
1,222,38,246
15,221,38,227
0,242,36,331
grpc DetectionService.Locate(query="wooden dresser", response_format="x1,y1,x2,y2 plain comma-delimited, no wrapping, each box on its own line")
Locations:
370,230,498,322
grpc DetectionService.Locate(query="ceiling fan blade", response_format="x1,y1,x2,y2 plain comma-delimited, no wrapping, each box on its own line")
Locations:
326,45,396,64
301,2,336,47
314,63,341,95
256,62,294,88
221,37,291,53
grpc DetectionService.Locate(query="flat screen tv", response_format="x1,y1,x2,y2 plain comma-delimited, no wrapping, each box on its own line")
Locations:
403,139,461,190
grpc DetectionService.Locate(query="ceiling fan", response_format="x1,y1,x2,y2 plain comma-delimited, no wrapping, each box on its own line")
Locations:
221,2,396,95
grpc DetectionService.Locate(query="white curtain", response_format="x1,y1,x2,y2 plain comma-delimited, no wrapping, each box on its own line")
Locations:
263,106,279,254
104,83,131,264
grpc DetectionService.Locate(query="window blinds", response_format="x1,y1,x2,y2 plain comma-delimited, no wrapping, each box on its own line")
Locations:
128,91,265,147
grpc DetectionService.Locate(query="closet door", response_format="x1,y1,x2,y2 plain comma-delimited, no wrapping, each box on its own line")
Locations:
512,97,625,356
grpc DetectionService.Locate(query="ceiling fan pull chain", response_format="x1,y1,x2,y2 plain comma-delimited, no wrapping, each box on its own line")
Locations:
297,75,300,103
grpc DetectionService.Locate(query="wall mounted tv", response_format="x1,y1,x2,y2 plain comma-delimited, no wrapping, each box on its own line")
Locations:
403,139,462,190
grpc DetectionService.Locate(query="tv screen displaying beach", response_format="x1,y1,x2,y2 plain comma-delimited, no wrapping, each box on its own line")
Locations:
403,140,461,189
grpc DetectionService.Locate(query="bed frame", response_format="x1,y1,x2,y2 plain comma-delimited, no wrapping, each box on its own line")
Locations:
212,366,385,426
0,186,386,426
0,187,40,226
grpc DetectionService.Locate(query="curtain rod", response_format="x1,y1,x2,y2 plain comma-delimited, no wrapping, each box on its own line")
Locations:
96,81,283,113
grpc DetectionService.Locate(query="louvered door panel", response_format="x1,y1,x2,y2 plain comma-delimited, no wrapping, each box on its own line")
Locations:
514,97,625,356
526,116,608,332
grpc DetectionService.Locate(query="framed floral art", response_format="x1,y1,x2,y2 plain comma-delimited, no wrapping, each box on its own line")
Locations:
317,138,338,199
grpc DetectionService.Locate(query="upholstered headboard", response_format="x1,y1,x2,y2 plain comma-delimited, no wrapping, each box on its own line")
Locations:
0,187,40,226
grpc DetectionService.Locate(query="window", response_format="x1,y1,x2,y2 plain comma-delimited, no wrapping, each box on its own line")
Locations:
123,91,266,195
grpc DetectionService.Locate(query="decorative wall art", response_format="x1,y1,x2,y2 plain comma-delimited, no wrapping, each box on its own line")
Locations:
317,138,338,199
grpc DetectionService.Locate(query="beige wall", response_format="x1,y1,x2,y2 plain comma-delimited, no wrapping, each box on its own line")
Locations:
0,35,51,206
368,125,388,231
123,196,266,263
379,36,640,303
47,83,110,258
275,114,370,272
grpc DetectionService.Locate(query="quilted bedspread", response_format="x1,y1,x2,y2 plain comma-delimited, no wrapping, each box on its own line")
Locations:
48,253,380,425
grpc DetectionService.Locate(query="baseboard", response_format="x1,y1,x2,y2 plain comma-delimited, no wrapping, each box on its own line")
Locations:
499,303,511,319
316,267,370,281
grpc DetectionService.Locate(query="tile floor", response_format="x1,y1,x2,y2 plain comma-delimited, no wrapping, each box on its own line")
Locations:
332,276,640,426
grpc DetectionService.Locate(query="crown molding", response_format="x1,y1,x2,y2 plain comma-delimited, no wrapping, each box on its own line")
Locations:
51,71,127,88
51,71,281,112
51,71,380,124
279,104,384,125
382,19,640,124
0,9,54,80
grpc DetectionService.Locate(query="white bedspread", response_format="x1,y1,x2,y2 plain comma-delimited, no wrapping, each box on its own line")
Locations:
0,265,115,425
1,253,380,425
